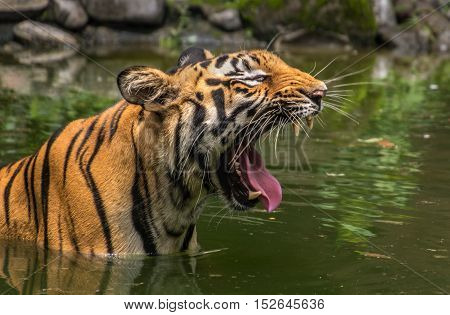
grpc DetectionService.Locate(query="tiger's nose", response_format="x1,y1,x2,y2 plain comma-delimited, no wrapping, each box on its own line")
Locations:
312,88,327,98
310,87,327,110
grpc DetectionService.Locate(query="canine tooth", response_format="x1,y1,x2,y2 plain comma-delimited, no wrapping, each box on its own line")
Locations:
306,116,314,129
248,191,262,200
292,124,301,137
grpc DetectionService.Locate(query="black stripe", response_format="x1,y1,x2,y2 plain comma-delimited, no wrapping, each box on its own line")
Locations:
21,251,32,293
191,100,206,127
215,55,228,68
63,129,82,187
130,124,158,255
163,222,185,237
246,90,268,117
78,121,114,254
235,87,249,94
41,127,64,249
195,92,204,101
217,151,233,199
67,206,80,253
96,260,113,295
200,60,211,69
250,55,260,65
225,71,244,77
181,224,195,251
3,159,26,226
29,153,39,234
57,212,63,252
173,113,183,176
211,88,226,121
24,251,39,294
242,59,251,71
5,163,13,174
2,241,10,279
205,78,222,86
245,90,257,98
109,103,127,141
194,72,203,85
23,155,35,221
76,116,99,159
211,88,227,136
230,58,240,72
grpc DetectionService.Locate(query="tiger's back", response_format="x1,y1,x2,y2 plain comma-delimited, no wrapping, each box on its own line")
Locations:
0,102,154,254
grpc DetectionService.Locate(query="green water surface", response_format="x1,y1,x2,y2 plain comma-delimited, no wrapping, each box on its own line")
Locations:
0,48,449,294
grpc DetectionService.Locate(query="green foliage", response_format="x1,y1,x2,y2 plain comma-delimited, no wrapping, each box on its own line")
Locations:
0,88,114,164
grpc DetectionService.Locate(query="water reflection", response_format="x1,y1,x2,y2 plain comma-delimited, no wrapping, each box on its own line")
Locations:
0,240,202,295
0,49,177,98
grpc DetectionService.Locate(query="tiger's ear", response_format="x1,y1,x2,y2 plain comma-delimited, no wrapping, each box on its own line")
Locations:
177,47,214,67
117,66,178,107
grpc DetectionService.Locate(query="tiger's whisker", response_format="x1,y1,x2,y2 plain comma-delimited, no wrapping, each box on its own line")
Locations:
324,67,370,83
314,57,340,77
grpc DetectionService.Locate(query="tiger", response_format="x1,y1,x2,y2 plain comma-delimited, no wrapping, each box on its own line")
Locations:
0,47,327,256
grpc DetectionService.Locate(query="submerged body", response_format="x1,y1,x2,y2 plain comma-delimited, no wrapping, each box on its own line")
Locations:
0,103,202,255
0,48,326,256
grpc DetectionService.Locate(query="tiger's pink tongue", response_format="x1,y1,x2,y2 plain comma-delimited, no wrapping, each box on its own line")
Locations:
239,147,282,212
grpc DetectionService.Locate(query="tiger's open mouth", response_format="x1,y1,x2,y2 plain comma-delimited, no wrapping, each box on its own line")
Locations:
217,111,316,212
217,144,282,212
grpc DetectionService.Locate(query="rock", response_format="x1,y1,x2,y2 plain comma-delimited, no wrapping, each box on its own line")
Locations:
208,9,242,32
241,0,302,40
178,19,263,50
373,0,398,44
436,29,450,52
373,0,397,28
424,11,448,35
52,0,88,30
81,0,165,25
13,21,79,49
0,23,15,45
15,48,76,64
0,0,49,21
391,27,430,54
241,0,376,43
393,0,416,23
81,25,161,48
0,41,24,54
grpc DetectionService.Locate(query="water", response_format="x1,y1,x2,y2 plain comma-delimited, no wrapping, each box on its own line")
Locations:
0,48,449,294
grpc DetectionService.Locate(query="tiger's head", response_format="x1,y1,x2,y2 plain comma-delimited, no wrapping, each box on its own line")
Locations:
117,47,327,212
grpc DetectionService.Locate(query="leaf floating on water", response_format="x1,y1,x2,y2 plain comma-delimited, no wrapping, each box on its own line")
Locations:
356,251,391,259
374,219,404,225
341,223,376,237
357,138,396,149
189,248,228,257
426,248,447,252
377,139,396,149
325,172,345,177
358,137,383,143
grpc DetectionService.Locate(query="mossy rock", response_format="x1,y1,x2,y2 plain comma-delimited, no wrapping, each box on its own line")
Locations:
183,0,376,44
